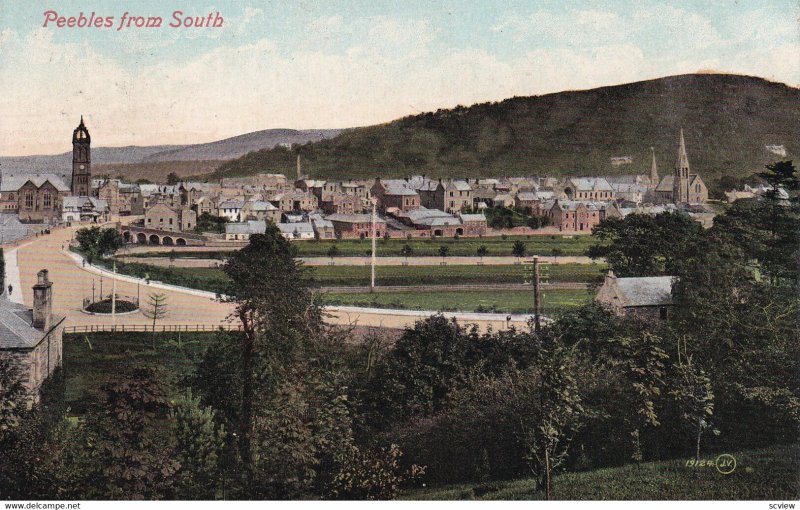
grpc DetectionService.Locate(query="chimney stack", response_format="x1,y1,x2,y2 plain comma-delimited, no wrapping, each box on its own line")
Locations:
33,269,53,331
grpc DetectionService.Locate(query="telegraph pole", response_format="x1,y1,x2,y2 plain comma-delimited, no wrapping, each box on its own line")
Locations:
111,262,117,329
532,256,541,333
370,199,377,292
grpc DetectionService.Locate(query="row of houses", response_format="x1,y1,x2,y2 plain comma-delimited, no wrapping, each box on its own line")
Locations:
223,207,489,241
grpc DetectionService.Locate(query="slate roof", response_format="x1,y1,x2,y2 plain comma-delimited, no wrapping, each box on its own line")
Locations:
0,299,64,350
277,222,314,234
63,196,109,211
326,213,385,224
1,174,70,192
616,276,674,307
447,180,472,191
312,218,334,229
225,221,266,235
401,207,453,222
569,177,613,191
219,199,245,209
516,191,539,201
246,200,277,211
460,213,487,223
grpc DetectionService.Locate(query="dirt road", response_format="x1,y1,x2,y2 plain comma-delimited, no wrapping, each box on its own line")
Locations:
5,227,536,332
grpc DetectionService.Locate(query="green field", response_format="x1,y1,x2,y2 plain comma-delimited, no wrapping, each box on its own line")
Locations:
62,331,229,415
125,234,598,258
310,263,605,287
111,261,604,293
404,444,799,500
320,289,593,314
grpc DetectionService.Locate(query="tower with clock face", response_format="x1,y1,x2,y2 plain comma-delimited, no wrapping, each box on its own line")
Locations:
72,116,91,196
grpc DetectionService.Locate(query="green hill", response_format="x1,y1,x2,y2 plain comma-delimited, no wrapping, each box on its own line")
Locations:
210,74,799,184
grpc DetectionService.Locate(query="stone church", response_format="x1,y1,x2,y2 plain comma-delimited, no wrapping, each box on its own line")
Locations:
653,129,708,204
1,118,92,223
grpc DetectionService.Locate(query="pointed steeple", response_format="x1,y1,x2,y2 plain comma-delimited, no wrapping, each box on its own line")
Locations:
673,128,691,204
676,128,690,174
649,146,658,184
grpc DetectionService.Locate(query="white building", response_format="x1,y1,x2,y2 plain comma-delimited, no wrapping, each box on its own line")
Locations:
62,196,109,224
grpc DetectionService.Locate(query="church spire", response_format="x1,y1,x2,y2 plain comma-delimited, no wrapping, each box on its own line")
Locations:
649,146,658,184
676,128,690,173
673,128,691,204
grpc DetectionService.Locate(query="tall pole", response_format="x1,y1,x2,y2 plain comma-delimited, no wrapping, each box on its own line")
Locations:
370,199,377,292
111,262,117,328
533,256,541,333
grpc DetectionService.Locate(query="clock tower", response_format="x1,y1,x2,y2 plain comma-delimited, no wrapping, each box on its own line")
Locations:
72,116,91,196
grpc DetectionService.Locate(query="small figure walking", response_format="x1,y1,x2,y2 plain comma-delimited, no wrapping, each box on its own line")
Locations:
7,284,12,295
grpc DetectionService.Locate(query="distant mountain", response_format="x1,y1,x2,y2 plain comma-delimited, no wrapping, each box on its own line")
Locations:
0,129,343,176
142,129,342,162
210,74,800,186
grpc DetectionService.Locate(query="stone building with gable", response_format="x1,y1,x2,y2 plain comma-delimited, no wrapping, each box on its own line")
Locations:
0,270,65,400
595,271,674,320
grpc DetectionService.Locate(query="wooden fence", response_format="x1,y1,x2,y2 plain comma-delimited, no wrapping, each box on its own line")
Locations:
63,323,243,334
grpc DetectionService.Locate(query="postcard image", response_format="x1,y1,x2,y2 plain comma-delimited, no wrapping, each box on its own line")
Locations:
0,0,798,506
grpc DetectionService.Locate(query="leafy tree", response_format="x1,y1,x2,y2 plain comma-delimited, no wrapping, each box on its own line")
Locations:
512,240,527,260
75,226,125,263
166,172,180,185
222,223,323,487
325,444,424,500
361,315,476,428
513,335,588,499
400,244,414,264
76,367,180,499
0,356,27,441
476,245,488,263
587,212,704,277
438,245,449,263
607,333,668,463
172,390,227,499
195,213,229,234
667,357,716,462
711,161,799,285
326,245,339,260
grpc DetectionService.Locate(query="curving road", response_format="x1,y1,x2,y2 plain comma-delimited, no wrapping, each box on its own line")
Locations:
4,225,536,332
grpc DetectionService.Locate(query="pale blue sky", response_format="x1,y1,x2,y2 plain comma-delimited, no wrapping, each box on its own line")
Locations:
1,0,797,155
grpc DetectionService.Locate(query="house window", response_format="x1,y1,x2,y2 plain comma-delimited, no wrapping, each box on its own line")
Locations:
169,218,173,225
659,307,668,320
43,192,51,209
25,192,33,208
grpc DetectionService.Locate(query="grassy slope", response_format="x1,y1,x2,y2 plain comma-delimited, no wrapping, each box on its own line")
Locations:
209,74,799,182
405,444,799,500
63,331,227,415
